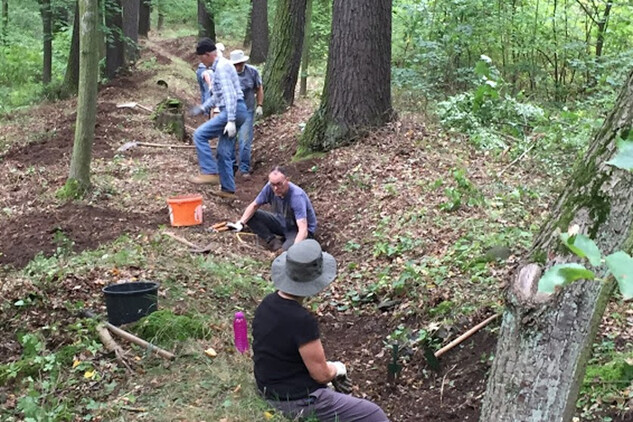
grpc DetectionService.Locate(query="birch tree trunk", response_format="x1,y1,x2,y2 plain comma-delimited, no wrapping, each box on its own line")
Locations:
65,0,99,196
262,0,306,115
298,0,393,153
480,69,633,422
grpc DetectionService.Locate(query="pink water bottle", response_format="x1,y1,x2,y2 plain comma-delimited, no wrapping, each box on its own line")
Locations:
233,312,249,354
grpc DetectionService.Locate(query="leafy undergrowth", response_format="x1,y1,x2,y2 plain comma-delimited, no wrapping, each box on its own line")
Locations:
1,34,632,421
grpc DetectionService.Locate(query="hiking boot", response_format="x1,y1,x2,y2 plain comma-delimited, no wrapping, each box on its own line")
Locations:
266,237,283,253
189,173,219,185
210,189,236,199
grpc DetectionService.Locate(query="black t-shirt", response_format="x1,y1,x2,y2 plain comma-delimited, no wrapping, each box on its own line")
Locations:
252,292,326,400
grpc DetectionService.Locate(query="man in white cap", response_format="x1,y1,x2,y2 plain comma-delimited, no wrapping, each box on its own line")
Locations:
252,240,390,421
230,49,263,179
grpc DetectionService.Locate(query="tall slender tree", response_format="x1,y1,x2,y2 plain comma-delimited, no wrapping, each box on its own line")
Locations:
262,0,306,115
41,0,53,84
64,0,99,196
61,1,79,97
480,68,633,421
197,0,215,40
105,0,124,79
242,0,252,48
299,0,312,97
298,0,393,153
122,0,139,62
249,0,268,64
138,0,150,37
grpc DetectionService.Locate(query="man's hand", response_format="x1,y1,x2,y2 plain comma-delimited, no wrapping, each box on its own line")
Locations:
255,105,263,118
188,105,204,117
224,121,236,137
327,361,352,394
226,221,244,232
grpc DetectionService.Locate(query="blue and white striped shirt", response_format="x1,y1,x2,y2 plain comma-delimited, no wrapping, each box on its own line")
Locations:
201,56,244,121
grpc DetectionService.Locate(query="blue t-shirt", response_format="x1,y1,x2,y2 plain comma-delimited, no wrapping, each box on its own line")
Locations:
255,182,317,234
237,64,262,111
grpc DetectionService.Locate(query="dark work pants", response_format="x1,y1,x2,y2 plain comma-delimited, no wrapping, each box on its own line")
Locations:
246,210,313,251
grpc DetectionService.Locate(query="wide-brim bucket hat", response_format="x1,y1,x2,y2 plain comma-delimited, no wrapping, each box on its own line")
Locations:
230,49,250,64
271,239,337,297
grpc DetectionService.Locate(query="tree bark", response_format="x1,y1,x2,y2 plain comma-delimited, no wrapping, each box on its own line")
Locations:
61,1,80,97
105,0,124,79
262,0,306,115
480,69,633,422
595,1,612,58
197,0,215,40
242,0,252,48
298,0,393,153
249,0,268,64
41,0,53,85
299,0,312,97
122,0,139,63
66,0,99,194
138,0,150,37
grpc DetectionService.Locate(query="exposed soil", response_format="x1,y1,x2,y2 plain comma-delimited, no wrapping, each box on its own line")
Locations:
1,36,631,422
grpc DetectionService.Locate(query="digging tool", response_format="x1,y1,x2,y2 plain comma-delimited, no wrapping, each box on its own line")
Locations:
116,141,196,152
434,313,499,358
81,310,175,360
117,101,197,132
162,231,218,253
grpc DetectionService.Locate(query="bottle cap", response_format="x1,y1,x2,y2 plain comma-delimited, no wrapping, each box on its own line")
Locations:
235,311,244,318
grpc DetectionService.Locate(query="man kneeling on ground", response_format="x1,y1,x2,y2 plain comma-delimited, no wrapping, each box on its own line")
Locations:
226,166,316,253
252,240,390,422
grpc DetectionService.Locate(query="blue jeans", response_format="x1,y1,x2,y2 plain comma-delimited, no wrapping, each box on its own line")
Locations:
237,109,255,173
193,100,248,193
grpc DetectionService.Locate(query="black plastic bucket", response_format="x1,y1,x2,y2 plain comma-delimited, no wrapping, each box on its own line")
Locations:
102,282,159,326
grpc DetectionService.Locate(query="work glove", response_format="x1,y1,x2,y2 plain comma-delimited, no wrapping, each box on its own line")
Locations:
328,361,353,394
224,121,237,138
255,105,263,118
226,221,244,232
188,105,204,117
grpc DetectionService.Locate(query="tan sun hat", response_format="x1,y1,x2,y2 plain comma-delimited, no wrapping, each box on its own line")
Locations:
230,49,250,64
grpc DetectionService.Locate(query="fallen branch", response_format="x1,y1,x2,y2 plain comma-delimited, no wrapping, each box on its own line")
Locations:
496,143,537,177
105,323,175,360
96,323,133,372
435,314,500,358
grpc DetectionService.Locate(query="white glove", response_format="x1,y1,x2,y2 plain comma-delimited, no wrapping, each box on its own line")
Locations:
328,361,346,377
226,221,244,232
255,105,263,117
224,121,236,138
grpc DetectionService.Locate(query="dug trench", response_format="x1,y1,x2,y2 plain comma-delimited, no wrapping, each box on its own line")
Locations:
0,35,630,422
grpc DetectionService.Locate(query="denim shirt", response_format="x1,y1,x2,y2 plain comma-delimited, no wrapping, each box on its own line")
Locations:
201,56,244,121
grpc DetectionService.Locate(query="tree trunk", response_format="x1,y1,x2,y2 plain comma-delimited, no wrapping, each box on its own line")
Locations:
197,0,215,40
243,0,252,48
105,0,124,79
249,0,268,64
138,0,150,37
1,0,7,45
66,0,99,195
122,0,139,63
61,1,80,97
480,69,633,422
595,1,612,58
41,0,53,85
262,0,306,115
157,0,163,31
299,0,312,97
298,0,393,153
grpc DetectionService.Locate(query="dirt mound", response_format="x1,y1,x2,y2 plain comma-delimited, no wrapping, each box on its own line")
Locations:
0,203,164,268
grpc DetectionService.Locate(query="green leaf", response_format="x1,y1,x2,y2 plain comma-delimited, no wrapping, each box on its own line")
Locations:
538,263,595,294
560,233,602,267
606,140,633,171
605,251,633,300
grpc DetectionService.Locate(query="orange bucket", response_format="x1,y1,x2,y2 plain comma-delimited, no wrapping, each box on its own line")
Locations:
167,194,203,226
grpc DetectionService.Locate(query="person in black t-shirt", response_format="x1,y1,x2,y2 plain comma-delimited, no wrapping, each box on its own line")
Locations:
252,240,389,422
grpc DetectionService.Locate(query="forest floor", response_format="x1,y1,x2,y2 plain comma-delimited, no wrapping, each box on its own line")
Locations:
1,35,632,422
